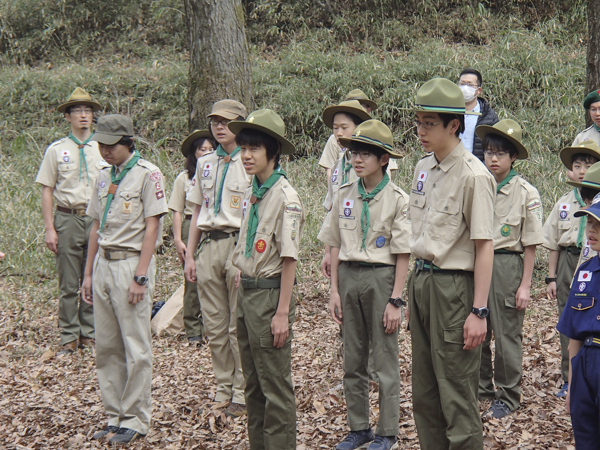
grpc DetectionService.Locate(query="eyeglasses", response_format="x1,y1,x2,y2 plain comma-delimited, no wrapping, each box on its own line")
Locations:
210,118,232,127
458,82,480,88
414,120,443,130
483,150,509,159
349,150,373,160
70,108,94,116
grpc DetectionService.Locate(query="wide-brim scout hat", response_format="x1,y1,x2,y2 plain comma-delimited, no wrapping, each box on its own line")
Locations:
560,140,600,170
568,161,600,190
338,119,402,158
345,89,378,111
475,119,528,160
411,78,481,116
91,114,134,145
228,109,296,155
57,87,101,113
181,129,213,157
575,192,600,221
207,99,248,120
583,89,600,109
322,100,372,129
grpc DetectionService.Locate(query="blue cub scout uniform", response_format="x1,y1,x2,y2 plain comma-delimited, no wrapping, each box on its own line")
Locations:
557,255,600,448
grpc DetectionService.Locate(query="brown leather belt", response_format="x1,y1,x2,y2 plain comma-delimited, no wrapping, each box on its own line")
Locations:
184,215,193,220
56,206,87,216
99,248,140,261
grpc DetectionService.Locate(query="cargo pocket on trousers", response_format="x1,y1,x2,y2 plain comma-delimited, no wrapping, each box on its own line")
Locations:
441,327,480,378
503,295,524,337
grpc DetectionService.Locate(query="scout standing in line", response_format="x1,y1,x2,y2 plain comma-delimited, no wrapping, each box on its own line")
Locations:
572,89,600,146
35,87,105,354
474,120,543,419
229,109,305,450
556,192,600,448
184,100,250,417
318,120,411,450
543,140,600,397
407,78,495,450
81,114,168,444
168,130,216,344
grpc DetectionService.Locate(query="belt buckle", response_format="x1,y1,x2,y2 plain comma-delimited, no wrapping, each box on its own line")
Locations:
416,260,424,271
104,250,112,260
77,209,86,216
586,336,593,345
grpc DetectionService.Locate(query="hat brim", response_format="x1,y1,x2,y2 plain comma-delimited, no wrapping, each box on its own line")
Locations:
207,111,242,120
560,147,600,170
567,179,600,190
57,100,102,114
90,132,124,146
574,206,600,222
475,125,528,160
227,121,296,155
346,99,378,111
410,105,481,116
338,136,402,158
322,105,372,129
181,130,213,157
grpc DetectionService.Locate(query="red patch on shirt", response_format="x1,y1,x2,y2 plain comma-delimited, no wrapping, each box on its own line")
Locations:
156,190,164,200
255,239,267,253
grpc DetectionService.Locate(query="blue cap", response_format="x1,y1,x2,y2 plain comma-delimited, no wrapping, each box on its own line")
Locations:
575,192,600,221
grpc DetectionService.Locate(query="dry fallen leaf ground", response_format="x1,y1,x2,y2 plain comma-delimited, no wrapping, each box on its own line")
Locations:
0,267,576,449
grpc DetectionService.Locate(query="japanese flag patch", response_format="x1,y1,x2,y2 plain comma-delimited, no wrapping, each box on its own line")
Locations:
418,171,428,182
578,270,592,282
343,199,354,209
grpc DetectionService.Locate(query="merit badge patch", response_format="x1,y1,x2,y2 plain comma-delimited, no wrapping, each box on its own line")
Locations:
255,239,267,253
376,236,386,248
122,201,132,214
149,172,161,182
242,199,248,217
99,181,106,189
500,224,511,237
344,208,352,217
291,230,296,240
203,163,212,177
156,190,164,200
155,181,162,191
343,199,354,209
230,196,241,209
204,193,209,208
579,282,587,292
578,270,592,282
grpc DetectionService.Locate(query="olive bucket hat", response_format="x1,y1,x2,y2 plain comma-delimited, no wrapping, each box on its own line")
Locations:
412,78,481,116
338,119,402,158
559,140,600,171
322,100,372,129
228,109,296,155
57,87,101,113
475,119,528,160
181,129,213,157
345,89,378,111
91,114,134,145
207,99,248,120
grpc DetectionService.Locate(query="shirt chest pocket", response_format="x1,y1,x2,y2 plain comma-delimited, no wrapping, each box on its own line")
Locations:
58,163,77,172
254,221,275,255
558,220,572,231
115,190,141,220
430,200,461,242
499,216,522,239
201,176,215,190
339,216,358,231
572,296,594,311
371,221,392,249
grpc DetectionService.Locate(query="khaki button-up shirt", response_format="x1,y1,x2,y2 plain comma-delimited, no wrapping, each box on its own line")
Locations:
542,189,584,250
187,151,251,232
232,177,305,278
409,142,496,271
35,137,106,209
572,125,600,146
87,158,168,251
493,175,543,251
318,180,411,265
319,134,342,170
168,171,196,216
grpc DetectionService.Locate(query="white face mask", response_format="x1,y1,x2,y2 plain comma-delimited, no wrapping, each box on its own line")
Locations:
459,84,478,102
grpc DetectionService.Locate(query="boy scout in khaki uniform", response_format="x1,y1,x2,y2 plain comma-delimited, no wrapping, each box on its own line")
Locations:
184,100,250,417
407,78,495,450
543,140,600,397
319,120,411,450
81,114,168,444
228,109,305,450
35,87,105,353
474,120,543,419
569,163,600,269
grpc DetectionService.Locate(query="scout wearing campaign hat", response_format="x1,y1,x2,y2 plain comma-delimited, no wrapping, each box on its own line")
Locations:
560,140,600,170
345,88,378,111
207,99,248,120
229,109,296,154
321,100,371,129
475,119,529,160
412,77,481,116
338,119,402,158
181,129,212,157
57,87,101,113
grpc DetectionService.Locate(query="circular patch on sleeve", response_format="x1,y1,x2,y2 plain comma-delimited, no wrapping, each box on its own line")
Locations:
500,224,511,237
376,236,386,248
255,239,267,253
559,210,568,219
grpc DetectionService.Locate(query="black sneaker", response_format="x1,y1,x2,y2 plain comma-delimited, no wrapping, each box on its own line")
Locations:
92,425,119,440
367,435,398,450
482,399,512,419
108,427,145,445
336,429,375,450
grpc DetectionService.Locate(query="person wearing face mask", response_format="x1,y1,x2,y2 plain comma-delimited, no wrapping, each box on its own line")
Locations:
457,68,499,161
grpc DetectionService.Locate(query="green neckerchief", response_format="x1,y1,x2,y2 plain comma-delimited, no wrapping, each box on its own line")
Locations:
68,132,94,183
594,123,600,133
496,168,517,193
99,151,141,232
244,166,287,258
214,145,241,215
341,151,352,185
357,173,389,251
574,187,586,248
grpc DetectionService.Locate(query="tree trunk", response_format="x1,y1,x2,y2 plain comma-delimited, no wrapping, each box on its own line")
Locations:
586,0,600,126
183,0,254,132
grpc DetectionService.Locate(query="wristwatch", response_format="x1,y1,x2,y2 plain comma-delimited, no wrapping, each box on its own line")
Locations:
471,306,490,319
133,275,148,286
388,296,407,308
545,276,557,284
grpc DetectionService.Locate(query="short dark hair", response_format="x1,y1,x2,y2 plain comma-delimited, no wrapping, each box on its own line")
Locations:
235,128,281,167
580,186,600,203
459,68,483,86
482,134,518,159
572,153,599,165
349,141,389,174
439,113,465,137
333,111,364,126
117,136,135,153
185,137,217,179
